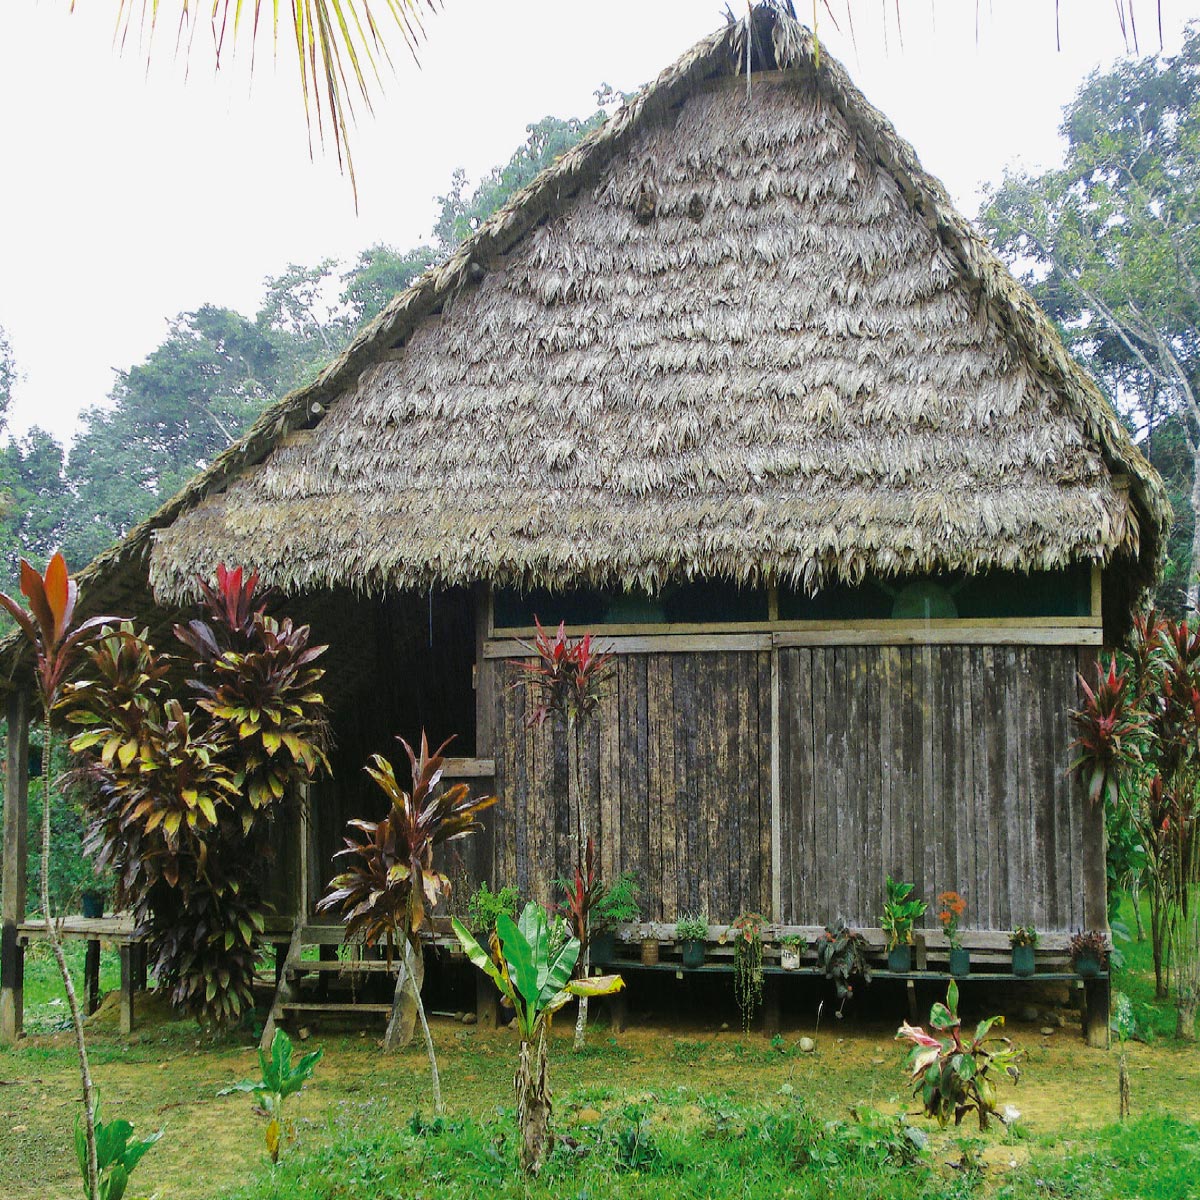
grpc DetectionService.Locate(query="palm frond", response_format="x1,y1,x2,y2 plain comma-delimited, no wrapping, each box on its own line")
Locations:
103,0,439,204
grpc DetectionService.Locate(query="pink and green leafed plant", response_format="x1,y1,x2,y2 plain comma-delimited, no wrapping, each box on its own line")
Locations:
896,981,1021,1131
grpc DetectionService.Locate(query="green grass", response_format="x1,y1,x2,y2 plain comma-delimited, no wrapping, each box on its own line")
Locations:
215,1101,1200,1200
20,940,120,1034
998,1116,1200,1199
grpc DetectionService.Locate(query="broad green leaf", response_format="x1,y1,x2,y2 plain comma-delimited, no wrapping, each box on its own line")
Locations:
498,911,541,1016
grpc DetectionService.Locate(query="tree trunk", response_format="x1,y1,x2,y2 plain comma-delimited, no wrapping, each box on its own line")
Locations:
515,1026,553,1174
573,935,590,1052
1118,1051,1131,1119
400,938,443,1113
40,720,100,1200
1150,885,1170,1000
1175,994,1197,1041
1187,441,1200,614
1131,879,1145,942
383,937,423,1050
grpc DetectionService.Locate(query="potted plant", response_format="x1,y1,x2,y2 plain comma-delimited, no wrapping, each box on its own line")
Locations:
937,891,969,976
815,921,872,1009
731,912,766,1031
1010,925,1039,976
1067,929,1109,978
675,914,709,969
779,933,804,970
881,877,927,972
591,871,640,967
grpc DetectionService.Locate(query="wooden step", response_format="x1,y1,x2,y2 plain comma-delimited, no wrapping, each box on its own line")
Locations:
281,1002,394,1014
288,959,397,973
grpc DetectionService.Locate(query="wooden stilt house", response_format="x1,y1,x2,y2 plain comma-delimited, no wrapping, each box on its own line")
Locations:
0,5,1170,1040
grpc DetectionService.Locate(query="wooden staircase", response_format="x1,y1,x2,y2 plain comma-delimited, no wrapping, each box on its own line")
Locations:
261,923,403,1050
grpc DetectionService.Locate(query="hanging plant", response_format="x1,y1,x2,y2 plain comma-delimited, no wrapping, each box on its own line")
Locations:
731,912,766,1032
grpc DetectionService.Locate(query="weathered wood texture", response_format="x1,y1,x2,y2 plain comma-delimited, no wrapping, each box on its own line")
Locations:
777,645,1094,932
493,651,771,918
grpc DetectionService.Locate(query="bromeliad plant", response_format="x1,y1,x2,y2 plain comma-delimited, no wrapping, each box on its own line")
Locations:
453,902,623,1174
513,617,614,1049
218,1028,322,1164
319,732,496,1106
896,981,1021,1131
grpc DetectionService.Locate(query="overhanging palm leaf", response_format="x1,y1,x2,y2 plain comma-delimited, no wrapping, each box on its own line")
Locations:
103,1,439,202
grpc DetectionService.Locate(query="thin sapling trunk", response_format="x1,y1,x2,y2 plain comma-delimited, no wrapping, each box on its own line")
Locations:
569,718,589,1050
404,938,443,1113
40,718,100,1200
516,1025,552,1173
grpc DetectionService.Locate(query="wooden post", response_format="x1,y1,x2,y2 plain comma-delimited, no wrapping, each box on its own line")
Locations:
475,972,499,1030
1,687,30,1043
84,940,101,1016
1084,976,1111,1049
119,944,135,1036
762,974,781,1038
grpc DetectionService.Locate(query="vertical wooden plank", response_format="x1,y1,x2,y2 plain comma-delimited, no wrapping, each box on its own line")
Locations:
770,647,782,921
1,687,30,1043
861,647,879,926
899,647,917,886
1060,648,1084,928
657,655,680,922
1004,648,1028,926
878,647,896,915
618,656,649,896
757,650,772,917
1078,647,1108,931
598,659,621,884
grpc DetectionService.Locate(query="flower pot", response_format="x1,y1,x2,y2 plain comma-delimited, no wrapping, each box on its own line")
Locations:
1012,945,1036,977
681,939,706,969
590,931,616,967
887,945,912,972
640,937,659,966
81,891,105,919
949,947,971,977
780,945,802,971
1073,953,1102,978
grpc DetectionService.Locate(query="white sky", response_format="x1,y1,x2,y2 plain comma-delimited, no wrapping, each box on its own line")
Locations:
0,1,1194,448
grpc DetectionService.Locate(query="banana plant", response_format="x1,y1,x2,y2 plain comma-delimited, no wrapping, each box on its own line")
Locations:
218,1028,322,1163
453,902,623,1174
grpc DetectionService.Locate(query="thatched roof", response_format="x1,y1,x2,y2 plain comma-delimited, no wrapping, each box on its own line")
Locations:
21,6,1174,662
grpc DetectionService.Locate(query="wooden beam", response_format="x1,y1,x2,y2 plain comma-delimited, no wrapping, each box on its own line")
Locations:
486,626,1101,658
1,687,30,1043
1091,564,1103,623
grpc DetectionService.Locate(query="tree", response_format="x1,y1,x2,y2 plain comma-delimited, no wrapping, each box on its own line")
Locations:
340,244,438,326
980,27,1200,609
433,105,615,252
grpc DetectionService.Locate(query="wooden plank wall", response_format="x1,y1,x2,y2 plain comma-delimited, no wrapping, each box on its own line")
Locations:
777,645,1092,932
492,651,771,919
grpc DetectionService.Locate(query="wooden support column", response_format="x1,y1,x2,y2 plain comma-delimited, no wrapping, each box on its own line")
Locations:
84,940,101,1016
119,943,135,1036
1084,977,1111,1049
761,974,781,1038
1,687,30,1043
475,971,499,1030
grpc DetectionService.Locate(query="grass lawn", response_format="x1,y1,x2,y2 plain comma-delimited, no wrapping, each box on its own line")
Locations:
2,908,1198,1199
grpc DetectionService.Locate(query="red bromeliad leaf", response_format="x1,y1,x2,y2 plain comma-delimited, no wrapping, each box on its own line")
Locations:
511,616,614,730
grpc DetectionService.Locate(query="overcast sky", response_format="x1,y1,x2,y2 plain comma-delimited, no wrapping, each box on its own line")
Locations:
0,1,1193,447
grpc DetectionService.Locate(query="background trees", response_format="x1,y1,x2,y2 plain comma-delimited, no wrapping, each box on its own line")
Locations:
980,26,1200,611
